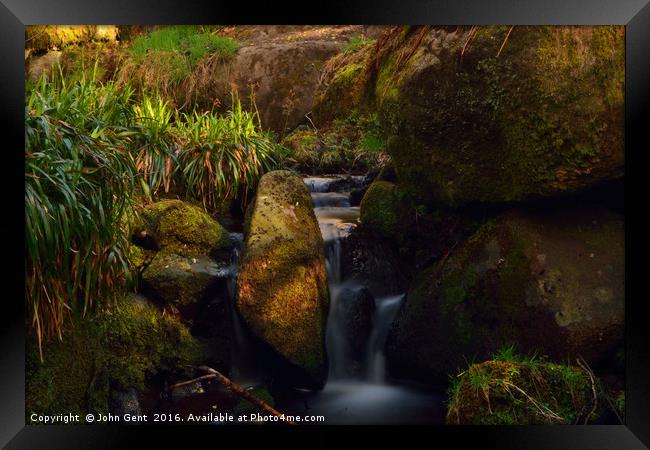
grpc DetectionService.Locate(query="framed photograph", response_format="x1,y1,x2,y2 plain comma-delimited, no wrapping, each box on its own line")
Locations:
3,0,648,447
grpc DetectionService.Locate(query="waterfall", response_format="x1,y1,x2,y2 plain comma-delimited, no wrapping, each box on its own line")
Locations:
225,232,258,385
304,177,403,384
276,177,444,424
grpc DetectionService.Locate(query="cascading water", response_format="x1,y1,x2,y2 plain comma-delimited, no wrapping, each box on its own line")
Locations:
274,176,445,424
223,232,260,386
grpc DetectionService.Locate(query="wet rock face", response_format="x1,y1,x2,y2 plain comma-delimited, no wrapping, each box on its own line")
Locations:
337,286,375,362
237,170,329,389
340,228,407,297
386,206,624,382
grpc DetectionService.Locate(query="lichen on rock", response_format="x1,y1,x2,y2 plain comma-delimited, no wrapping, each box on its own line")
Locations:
237,170,328,388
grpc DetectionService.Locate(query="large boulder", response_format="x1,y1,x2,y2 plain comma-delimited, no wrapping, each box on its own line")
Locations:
237,170,328,388
386,206,624,382
340,227,408,297
359,180,412,241
136,200,232,258
317,26,625,207
192,40,340,134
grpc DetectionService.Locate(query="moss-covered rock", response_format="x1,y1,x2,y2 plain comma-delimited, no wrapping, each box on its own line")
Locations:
26,293,201,418
138,200,231,258
237,170,328,388
446,358,597,424
314,26,624,207
141,253,221,307
359,180,412,241
386,206,624,382
372,26,624,207
312,41,375,126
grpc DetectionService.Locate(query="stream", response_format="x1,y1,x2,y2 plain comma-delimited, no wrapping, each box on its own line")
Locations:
149,175,445,424
273,176,446,424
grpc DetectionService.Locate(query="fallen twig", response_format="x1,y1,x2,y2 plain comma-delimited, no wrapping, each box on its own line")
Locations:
168,366,295,425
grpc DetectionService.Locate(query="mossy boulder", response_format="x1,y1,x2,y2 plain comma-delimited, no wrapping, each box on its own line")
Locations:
386,206,624,382
359,180,412,241
141,253,221,307
237,170,328,388
26,294,201,418
377,26,624,207
312,41,376,126
446,359,597,425
137,200,231,258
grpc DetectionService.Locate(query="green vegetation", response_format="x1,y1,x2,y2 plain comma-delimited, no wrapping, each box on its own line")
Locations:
26,60,279,358
281,112,387,174
342,35,375,54
446,347,599,425
176,98,277,210
26,66,140,359
128,26,238,83
26,294,200,417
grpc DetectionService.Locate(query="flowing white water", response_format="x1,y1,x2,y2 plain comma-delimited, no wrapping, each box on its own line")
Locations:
305,176,404,382
274,177,445,424
225,232,259,386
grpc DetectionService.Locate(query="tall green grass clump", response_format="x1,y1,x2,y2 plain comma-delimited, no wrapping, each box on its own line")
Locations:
26,62,280,357
25,65,141,359
176,96,278,210
125,26,239,84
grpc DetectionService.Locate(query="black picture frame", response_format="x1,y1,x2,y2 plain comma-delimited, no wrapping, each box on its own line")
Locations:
2,1,648,448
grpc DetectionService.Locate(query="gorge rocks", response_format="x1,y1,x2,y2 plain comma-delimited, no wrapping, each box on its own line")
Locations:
237,170,329,388
386,206,624,382
315,26,624,207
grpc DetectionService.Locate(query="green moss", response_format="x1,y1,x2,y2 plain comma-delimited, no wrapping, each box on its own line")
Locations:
26,26,118,52
370,26,624,207
140,200,231,258
26,293,201,419
237,171,328,385
312,43,374,126
280,114,387,174
447,357,597,425
360,180,411,240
